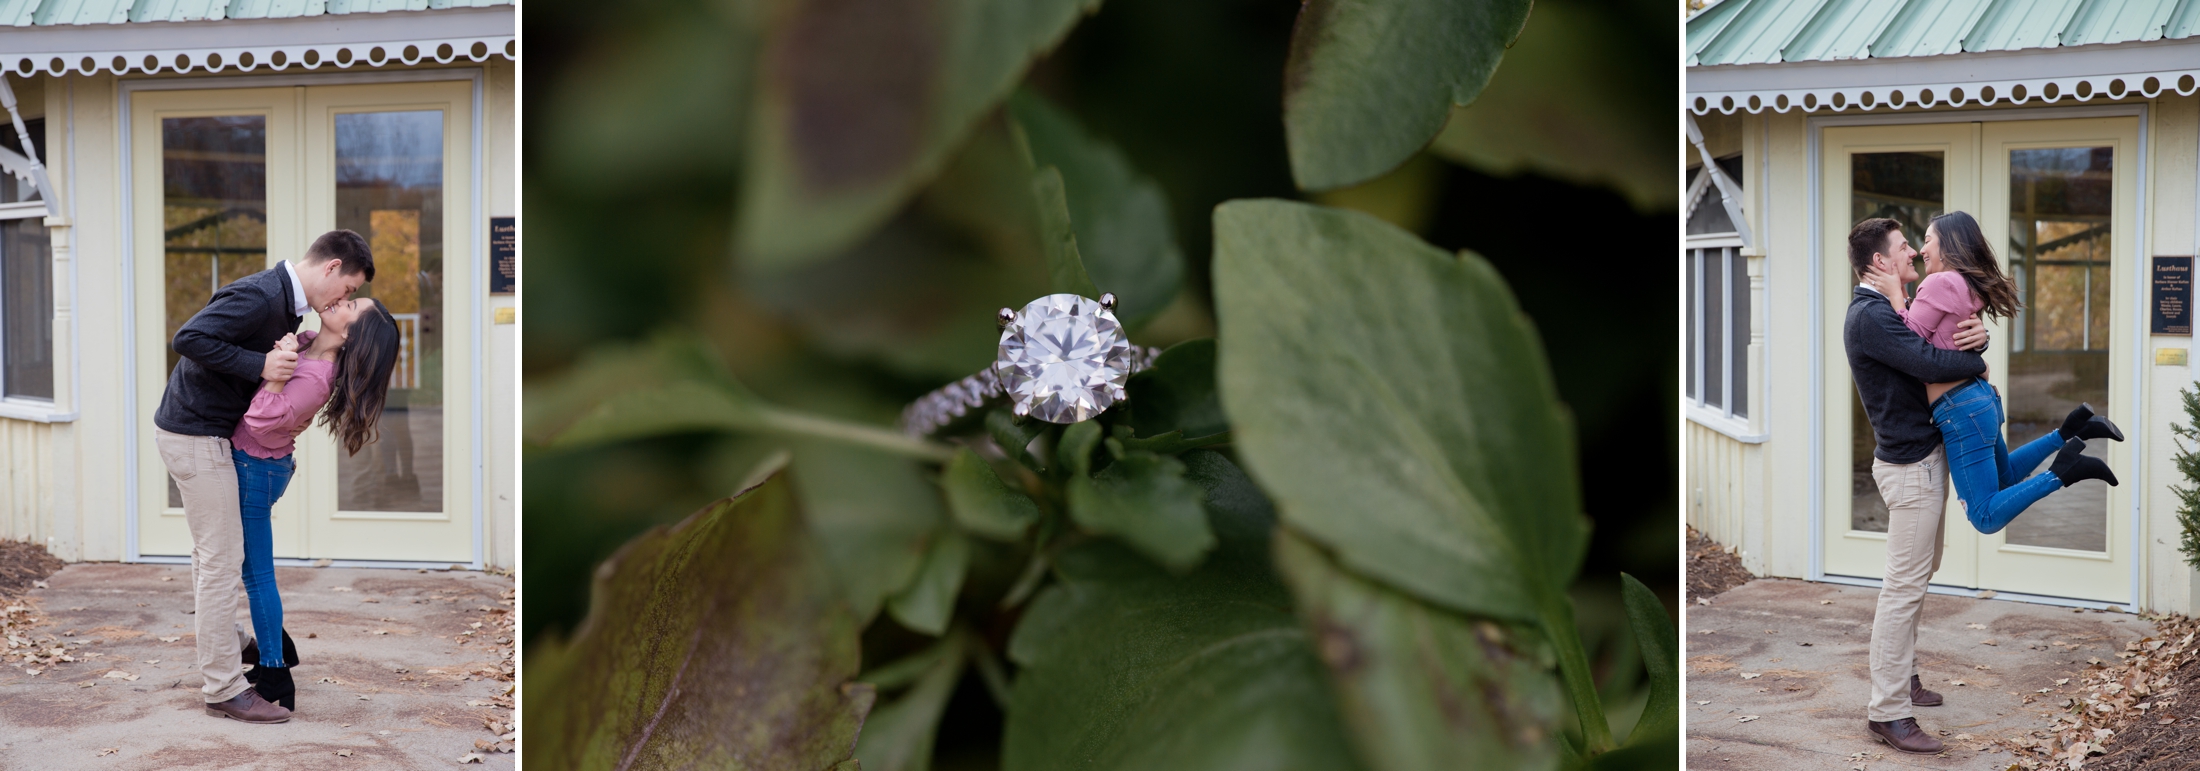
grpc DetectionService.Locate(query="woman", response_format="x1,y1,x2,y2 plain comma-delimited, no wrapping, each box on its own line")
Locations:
1863,211,2121,534
230,296,403,710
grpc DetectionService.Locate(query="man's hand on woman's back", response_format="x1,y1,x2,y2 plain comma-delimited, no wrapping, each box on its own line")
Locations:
1953,315,1991,352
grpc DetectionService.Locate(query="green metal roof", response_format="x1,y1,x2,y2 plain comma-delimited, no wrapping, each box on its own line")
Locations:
1,0,507,27
1688,0,2200,65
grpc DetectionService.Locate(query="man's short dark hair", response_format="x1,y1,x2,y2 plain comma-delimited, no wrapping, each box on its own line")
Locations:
1848,218,1903,279
304,229,375,281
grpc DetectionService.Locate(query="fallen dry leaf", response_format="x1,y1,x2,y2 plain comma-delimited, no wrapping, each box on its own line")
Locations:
157,636,180,643
457,753,484,764
97,748,117,757
333,587,352,592
1739,672,1762,679
1737,715,1761,723
101,670,137,681
1966,623,1988,630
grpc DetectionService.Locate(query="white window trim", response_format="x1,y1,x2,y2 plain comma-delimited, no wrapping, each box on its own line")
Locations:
1685,240,1761,442
1686,399,1763,443
0,194,60,416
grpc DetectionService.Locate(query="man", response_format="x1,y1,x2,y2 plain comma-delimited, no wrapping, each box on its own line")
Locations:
155,230,373,724
1843,217,1990,754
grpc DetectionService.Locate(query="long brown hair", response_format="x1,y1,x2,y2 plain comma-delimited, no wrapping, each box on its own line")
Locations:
1928,211,2023,320
319,301,402,455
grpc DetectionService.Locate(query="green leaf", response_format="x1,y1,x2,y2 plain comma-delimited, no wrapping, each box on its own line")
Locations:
1428,0,1674,212
1031,165,1105,301
853,637,966,771
1212,198,1586,621
554,379,768,449
989,408,1051,472
887,528,972,636
1003,454,1366,771
524,331,741,445
524,469,873,769
1059,419,1104,478
1282,0,1535,191
1274,528,1564,771
1067,451,1214,573
1619,573,1677,749
1123,338,1228,441
1584,731,1677,771
741,157,1050,381
791,440,949,625
1008,91,1185,326
942,448,1040,541
735,0,1103,268
1211,199,1599,746
1111,426,1233,456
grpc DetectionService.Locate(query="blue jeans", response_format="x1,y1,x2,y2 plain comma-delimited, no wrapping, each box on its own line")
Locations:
1931,378,2064,534
233,449,295,669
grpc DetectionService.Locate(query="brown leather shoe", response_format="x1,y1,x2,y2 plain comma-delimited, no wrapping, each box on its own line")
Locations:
1868,717,1944,754
206,688,292,724
1911,674,1943,707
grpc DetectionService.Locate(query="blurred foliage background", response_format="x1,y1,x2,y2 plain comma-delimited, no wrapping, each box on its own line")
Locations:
523,0,1676,762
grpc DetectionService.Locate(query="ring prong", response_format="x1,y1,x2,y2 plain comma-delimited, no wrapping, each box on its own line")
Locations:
997,307,1016,328
1098,292,1117,311
1012,401,1031,419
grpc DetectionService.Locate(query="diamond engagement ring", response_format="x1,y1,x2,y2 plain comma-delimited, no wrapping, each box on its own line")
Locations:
900,292,1162,437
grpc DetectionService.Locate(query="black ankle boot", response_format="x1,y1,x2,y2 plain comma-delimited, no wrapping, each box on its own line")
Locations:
2050,438,2118,487
2059,403,2125,442
241,630,301,685
253,665,296,711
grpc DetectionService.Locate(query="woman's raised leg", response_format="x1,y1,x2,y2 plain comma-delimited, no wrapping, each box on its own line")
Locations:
1935,386,2060,534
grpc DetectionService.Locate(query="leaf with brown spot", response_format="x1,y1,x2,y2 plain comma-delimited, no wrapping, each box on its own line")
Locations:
523,467,873,769
1274,528,1562,771
737,0,1104,268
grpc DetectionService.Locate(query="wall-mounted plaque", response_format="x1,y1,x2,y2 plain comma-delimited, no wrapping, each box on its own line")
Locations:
2153,256,2191,335
489,216,516,295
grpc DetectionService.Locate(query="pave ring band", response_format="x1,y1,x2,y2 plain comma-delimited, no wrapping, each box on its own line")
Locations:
899,292,1161,437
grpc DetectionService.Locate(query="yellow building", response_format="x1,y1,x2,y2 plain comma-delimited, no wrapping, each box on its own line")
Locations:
0,1,515,569
1686,0,2200,613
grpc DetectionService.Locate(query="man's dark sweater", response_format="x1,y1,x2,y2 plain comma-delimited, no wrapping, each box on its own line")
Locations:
1845,286,1987,464
154,267,303,437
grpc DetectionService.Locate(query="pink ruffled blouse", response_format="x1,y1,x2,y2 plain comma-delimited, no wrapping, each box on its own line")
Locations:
233,341,337,459
1899,271,1985,350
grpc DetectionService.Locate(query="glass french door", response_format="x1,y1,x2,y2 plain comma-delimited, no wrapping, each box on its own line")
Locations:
134,82,476,564
1820,117,2138,605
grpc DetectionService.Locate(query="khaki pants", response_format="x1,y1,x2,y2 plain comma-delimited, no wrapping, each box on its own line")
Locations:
1866,445,1947,723
154,428,251,704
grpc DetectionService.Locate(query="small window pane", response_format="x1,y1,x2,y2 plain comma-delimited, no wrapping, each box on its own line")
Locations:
1685,249,1698,402
2,217,53,399
0,118,44,204
1729,248,1748,419
1704,248,1725,410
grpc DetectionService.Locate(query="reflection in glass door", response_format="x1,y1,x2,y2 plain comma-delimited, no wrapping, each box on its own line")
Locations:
1848,151,1944,535
2003,147,2114,553
161,116,269,510
333,111,444,514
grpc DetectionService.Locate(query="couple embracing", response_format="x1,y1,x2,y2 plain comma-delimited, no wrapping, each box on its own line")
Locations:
1843,213,2122,753
155,230,404,724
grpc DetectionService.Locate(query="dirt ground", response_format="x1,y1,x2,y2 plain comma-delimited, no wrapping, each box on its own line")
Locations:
1688,526,1755,603
0,539,64,595
1,557,514,770
1687,578,2154,770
